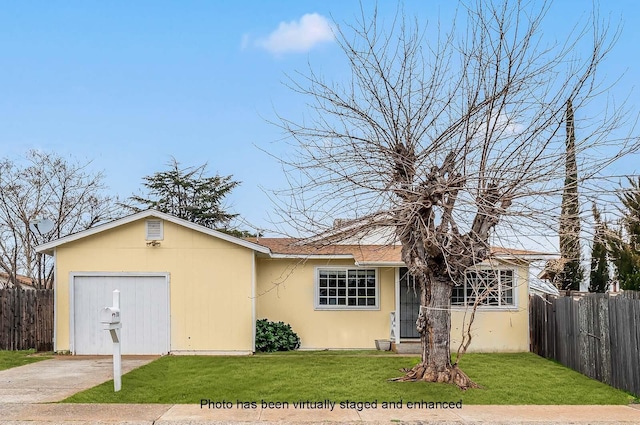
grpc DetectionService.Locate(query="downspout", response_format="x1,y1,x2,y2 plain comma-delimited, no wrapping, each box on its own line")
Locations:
525,265,531,351
251,251,256,353
394,267,400,345
53,248,58,352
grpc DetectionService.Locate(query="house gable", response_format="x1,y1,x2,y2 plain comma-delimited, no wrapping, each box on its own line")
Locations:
36,209,269,256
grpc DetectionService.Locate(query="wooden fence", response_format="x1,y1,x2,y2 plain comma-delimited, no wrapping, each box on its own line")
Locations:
530,291,640,397
0,288,54,351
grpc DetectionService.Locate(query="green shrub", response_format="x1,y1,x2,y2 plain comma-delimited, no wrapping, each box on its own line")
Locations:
255,319,300,352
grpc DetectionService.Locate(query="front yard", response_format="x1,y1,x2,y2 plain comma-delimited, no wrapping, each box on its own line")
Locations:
0,350,50,371
64,352,633,404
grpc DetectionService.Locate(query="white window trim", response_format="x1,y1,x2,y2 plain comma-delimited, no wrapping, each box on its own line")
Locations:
451,266,519,311
314,266,380,311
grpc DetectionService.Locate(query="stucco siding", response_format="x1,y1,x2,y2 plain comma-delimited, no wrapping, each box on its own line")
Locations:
450,263,530,352
256,258,530,352
55,219,254,353
256,258,395,349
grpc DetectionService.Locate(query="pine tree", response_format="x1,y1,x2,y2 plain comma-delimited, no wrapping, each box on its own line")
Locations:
558,99,584,290
126,158,243,231
589,204,609,292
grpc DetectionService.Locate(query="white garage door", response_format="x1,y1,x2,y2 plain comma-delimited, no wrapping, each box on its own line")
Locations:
72,274,170,355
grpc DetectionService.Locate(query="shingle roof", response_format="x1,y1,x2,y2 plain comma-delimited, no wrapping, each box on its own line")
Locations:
247,238,553,265
249,238,404,264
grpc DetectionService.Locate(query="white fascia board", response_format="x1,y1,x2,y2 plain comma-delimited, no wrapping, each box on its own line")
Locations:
53,248,58,351
355,256,556,267
355,261,406,267
160,213,270,253
492,254,559,262
35,209,270,255
268,253,355,260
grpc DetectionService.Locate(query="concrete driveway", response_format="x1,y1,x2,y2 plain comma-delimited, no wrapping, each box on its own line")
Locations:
0,355,157,403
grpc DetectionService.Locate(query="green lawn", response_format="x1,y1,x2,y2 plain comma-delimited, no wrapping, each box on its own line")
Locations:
0,350,51,371
64,352,633,405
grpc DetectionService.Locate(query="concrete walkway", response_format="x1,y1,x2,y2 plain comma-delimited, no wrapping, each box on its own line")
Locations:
0,403,639,424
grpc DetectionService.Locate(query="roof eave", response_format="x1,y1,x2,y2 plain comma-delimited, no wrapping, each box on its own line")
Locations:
39,247,55,256
35,209,271,255
491,253,559,262
355,261,405,267
268,253,355,260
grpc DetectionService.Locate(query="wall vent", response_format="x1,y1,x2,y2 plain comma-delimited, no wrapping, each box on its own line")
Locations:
146,219,164,241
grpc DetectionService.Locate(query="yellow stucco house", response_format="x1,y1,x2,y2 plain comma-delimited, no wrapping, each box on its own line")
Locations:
36,210,550,355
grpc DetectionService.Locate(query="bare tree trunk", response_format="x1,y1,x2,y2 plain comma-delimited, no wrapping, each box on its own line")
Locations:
421,277,452,373
394,274,478,389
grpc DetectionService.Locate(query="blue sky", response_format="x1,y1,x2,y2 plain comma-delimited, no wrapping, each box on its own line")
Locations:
1,1,639,237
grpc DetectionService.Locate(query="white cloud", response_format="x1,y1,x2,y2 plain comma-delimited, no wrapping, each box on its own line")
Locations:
255,13,334,55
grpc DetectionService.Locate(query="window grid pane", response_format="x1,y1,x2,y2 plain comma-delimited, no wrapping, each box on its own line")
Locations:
319,269,377,308
500,270,514,305
460,269,515,307
452,285,465,305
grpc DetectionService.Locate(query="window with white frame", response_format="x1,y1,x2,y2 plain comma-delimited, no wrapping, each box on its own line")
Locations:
452,268,515,307
316,268,378,309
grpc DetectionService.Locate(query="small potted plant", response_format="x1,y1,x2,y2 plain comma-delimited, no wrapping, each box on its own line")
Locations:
375,339,391,351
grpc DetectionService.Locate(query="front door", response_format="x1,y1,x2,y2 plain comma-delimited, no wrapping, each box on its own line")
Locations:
399,267,420,338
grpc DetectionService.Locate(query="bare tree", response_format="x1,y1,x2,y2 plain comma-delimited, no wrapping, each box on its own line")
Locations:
272,1,635,389
0,150,119,289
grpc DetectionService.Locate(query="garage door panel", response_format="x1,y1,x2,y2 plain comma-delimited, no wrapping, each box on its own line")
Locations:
73,281,107,354
73,275,169,355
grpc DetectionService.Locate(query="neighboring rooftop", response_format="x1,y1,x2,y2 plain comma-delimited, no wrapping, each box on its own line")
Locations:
0,272,36,289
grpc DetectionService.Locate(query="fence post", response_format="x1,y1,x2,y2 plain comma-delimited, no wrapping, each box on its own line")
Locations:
599,294,611,385
577,296,589,377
